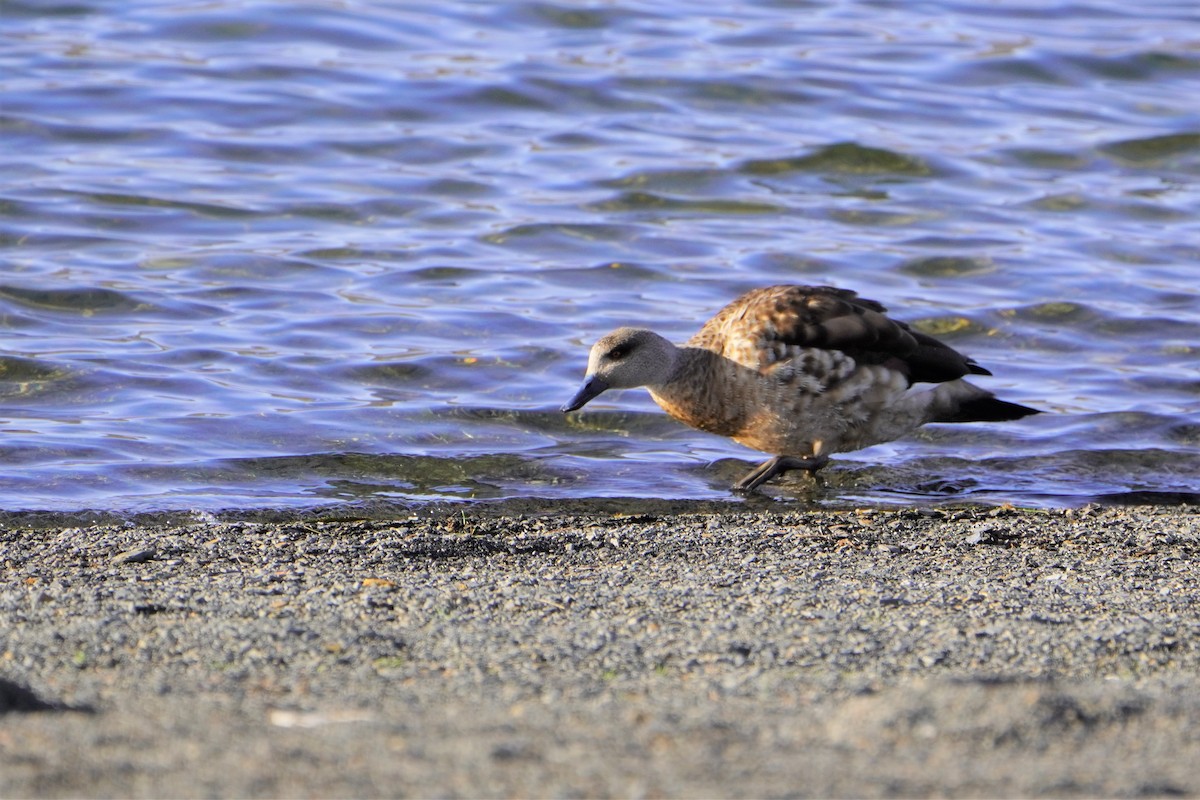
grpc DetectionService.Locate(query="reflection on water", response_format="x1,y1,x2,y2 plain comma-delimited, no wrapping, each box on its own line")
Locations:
0,0,1197,511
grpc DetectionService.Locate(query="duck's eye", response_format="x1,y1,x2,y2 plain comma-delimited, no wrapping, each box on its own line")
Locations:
606,343,632,360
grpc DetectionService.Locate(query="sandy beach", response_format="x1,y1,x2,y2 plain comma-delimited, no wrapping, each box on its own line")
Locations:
2,500,1198,797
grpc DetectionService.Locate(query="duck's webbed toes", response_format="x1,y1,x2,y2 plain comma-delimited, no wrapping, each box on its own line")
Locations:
732,455,829,492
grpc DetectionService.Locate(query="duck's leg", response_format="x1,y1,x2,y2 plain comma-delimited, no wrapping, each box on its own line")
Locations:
733,455,829,493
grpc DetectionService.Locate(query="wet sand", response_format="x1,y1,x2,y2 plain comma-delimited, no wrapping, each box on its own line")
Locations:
2,500,1198,798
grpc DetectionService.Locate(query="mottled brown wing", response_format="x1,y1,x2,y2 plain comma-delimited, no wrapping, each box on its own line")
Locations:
686,285,987,384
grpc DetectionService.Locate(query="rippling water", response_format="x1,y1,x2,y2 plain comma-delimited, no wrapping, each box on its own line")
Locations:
1,0,1197,511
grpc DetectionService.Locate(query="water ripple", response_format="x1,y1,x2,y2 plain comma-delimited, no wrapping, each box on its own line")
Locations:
0,0,1196,510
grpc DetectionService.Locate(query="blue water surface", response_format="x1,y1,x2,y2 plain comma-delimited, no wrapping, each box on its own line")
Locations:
0,0,1197,512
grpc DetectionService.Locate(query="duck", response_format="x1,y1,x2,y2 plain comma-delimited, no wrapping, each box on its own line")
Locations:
561,285,1039,491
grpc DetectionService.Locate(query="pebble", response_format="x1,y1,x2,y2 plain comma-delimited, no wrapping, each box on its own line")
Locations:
111,547,156,565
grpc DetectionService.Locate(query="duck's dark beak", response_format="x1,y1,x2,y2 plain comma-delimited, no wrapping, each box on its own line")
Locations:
561,376,609,413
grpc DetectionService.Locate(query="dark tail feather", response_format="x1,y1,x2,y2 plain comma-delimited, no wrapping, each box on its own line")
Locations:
940,396,1041,424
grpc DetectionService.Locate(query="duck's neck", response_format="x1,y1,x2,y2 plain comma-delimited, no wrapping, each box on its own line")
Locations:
647,347,745,437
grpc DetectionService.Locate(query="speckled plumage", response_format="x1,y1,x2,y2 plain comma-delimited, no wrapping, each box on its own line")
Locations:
562,285,1039,491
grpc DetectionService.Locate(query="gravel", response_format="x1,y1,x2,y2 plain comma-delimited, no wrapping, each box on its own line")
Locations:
1,501,1198,797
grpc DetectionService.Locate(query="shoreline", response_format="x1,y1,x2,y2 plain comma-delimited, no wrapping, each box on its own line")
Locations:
1,486,1196,529
2,501,1198,797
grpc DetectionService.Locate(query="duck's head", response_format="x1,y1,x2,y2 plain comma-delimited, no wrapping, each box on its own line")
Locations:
561,327,677,413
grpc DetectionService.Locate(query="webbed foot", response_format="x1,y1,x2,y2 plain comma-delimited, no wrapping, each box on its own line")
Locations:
733,455,829,493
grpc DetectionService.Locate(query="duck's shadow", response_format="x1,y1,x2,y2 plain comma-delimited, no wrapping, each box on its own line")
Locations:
701,457,990,503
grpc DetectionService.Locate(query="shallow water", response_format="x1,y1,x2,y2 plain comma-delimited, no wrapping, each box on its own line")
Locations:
1,0,1198,512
